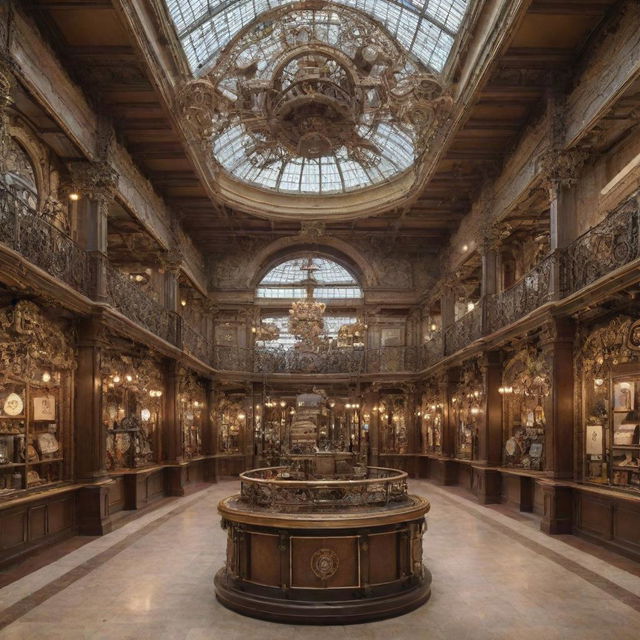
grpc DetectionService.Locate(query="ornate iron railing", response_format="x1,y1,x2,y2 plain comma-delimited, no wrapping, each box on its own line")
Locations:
564,195,640,295
254,345,365,374
420,331,444,369
213,344,252,372
486,253,555,334
181,320,211,365
0,185,95,297
106,264,177,344
239,465,409,512
366,345,419,373
444,302,483,356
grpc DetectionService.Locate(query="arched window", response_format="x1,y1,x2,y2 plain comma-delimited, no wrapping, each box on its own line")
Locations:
256,255,362,300
4,139,38,209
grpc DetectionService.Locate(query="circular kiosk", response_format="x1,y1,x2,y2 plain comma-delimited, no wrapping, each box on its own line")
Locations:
215,463,431,624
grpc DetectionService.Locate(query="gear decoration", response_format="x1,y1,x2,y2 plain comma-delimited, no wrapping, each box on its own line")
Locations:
311,548,339,580
176,3,452,196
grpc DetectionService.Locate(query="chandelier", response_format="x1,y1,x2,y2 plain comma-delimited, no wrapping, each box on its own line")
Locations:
338,319,367,347
252,321,280,342
288,258,326,349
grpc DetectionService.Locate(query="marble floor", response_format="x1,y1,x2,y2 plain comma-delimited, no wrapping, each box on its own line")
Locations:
1,479,640,639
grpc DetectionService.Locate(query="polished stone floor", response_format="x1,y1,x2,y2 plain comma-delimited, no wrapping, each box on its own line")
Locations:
1,479,640,639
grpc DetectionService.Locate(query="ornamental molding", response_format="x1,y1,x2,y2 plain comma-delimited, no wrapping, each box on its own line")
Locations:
68,160,119,201
173,2,453,219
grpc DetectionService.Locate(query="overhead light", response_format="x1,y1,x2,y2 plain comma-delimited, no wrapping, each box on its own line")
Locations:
41,371,51,383
113,375,121,383
462,244,468,252
181,299,187,307
68,192,80,201
467,301,475,312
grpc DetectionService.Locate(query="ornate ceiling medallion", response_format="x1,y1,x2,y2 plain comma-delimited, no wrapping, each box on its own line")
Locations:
177,2,452,220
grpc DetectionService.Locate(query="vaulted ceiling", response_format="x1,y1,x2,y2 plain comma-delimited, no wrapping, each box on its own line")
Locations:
27,0,620,254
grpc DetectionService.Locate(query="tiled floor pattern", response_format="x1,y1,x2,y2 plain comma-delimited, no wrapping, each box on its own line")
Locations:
0,479,639,639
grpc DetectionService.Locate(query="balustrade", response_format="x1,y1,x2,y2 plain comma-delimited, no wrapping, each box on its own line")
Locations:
106,264,178,345
444,302,483,356
485,253,555,334
0,185,94,297
2,184,640,370
564,195,639,296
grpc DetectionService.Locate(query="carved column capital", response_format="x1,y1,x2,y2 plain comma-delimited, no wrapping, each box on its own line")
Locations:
68,160,119,202
161,248,183,274
538,146,590,191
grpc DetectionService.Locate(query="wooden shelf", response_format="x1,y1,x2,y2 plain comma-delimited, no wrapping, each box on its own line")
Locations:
30,458,63,464
0,416,25,420
611,444,640,449
613,466,640,471
0,463,26,469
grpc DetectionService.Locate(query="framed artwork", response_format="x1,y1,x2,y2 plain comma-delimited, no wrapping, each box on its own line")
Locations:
33,395,56,421
585,424,603,456
613,382,633,411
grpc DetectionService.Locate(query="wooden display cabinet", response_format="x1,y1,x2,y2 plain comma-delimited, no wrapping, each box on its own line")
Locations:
0,371,70,499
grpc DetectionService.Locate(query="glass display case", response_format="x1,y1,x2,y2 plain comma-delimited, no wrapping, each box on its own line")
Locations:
452,361,483,460
420,386,443,454
501,349,550,470
0,301,74,499
179,371,206,459
102,352,164,470
377,395,408,454
580,316,640,492
217,397,246,454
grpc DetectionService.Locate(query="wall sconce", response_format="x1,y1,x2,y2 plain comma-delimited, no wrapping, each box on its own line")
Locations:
238,412,246,420
279,400,286,408
68,192,80,201
594,378,604,387
113,375,121,383
498,386,513,395
470,407,480,416
41,371,51,383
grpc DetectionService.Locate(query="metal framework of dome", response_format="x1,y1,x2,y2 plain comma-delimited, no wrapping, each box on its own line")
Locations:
169,0,467,214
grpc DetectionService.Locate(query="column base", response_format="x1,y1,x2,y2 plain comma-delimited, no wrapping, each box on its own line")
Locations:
472,467,501,504
541,483,573,534
77,482,112,535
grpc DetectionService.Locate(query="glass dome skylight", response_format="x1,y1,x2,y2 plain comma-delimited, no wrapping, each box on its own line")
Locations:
169,1,466,205
166,0,470,73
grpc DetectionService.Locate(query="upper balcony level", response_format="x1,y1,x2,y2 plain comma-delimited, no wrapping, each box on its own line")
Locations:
0,184,638,375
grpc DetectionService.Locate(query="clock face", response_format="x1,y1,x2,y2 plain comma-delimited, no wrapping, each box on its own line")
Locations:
4,392,24,416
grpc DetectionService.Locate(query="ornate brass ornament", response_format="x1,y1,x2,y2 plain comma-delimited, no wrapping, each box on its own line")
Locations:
628,319,640,351
175,3,451,216
0,300,74,381
311,548,339,580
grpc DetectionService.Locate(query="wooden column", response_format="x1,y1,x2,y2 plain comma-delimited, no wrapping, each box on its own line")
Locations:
204,378,217,482
435,370,458,485
473,350,503,504
368,390,380,466
75,315,112,534
68,161,117,303
541,317,575,478
163,359,182,463
540,317,575,533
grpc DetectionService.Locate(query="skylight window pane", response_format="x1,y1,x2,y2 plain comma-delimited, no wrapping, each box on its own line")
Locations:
300,160,320,194
426,0,468,32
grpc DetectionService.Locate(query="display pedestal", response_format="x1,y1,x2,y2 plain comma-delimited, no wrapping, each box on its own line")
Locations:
215,465,431,624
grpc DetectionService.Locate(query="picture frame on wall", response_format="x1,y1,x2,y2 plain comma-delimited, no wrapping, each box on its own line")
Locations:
613,382,633,411
585,424,603,456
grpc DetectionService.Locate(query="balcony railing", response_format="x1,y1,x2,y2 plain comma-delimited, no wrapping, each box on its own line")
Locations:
2,182,640,372
485,253,556,334
181,321,210,365
0,185,94,297
444,302,483,356
564,195,639,296
106,264,177,345
421,331,444,369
